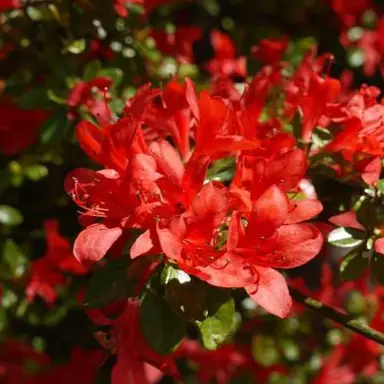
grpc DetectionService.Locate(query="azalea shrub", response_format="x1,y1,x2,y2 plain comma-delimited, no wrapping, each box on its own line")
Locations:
4,0,384,383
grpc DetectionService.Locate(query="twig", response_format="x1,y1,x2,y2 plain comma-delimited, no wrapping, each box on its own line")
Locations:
289,286,384,346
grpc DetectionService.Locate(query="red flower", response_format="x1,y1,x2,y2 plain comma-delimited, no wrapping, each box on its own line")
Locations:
0,339,49,384
150,26,202,63
312,345,355,384
0,96,48,155
26,219,86,305
300,73,340,143
205,30,247,80
66,76,113,124
28,348,104,384
0,0,20,11
251,36,289,65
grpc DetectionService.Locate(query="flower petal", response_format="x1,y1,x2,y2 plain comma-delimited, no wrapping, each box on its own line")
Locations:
285,199,323,224
246,268,292,318
329,211,364,231
74,223,122,263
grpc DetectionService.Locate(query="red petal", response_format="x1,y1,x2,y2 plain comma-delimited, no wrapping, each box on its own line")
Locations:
74,223,122,263
182,153,210,207
246,268,292,318
272,224,323,268
329,211,364,231
375,238,384,255
130,230,154,259
149,140,184,184
285,199,323,224
191,182,229,228
157,226,183,262
184,77,199,121
254,185,289,228
76,120,104,164
265,149,308,193
195,252,255,288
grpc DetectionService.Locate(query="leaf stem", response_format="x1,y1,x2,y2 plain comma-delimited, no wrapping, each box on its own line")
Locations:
289,286,384,346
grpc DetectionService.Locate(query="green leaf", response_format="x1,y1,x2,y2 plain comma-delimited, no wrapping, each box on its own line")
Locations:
2,239,28,278
83,257,132,308
199,293,235,350
83,60,102,81
378,180,384,195
0,205,23,226
39,112,70,145
140,290,186,355
18,89,49,109
339,248,368,282
252,335,280,367
66,39,86,54
99,68,123,88
24,164,48,181
328,227,364,247
356,199,377,228
47,90,67,105
164,266,207,322
372,253,384,285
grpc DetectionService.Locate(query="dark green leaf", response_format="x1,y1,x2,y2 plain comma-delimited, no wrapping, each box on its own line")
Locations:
83,257,132,308
140,290,186,355
372,252,384,285
356,199,377,229
164,266,207,322
0,205,23,226
39,112,70,145
339,248,368,282
18,89,49,109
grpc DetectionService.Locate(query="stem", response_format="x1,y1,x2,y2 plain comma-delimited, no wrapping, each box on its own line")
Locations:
289,286,384,346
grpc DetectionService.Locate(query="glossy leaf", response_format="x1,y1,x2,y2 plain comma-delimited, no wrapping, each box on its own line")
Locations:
139,290,186,355
83,257,132,308
339,248,368,282
328,227,364,248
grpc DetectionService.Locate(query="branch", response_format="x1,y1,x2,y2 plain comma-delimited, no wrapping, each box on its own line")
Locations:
288,286,384,346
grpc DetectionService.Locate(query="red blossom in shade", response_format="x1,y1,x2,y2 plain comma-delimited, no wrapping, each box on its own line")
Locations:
0,96,48,155
66,76,113,124
205,30,247,80
26,219,86,305
27,348,105,384
110,299,179,384
150,26,202,63
327,0,374,27
0,0,20,11
0,339,50,384
175,339,287,383
312,345,355,384
251,36,289,65
175,340,248,384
